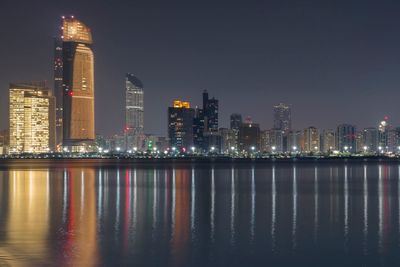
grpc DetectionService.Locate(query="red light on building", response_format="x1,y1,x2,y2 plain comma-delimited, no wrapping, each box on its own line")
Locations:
68,91,74,96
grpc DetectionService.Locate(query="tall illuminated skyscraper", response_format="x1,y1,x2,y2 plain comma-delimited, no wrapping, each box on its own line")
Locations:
9,82,55,153
61,16,95,151
125,73,144,150
53,37,63,148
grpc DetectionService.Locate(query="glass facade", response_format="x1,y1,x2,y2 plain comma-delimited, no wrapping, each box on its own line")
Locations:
62,17,95,150
125,73,144,150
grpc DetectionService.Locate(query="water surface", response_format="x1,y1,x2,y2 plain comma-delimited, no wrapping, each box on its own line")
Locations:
0,161,399,266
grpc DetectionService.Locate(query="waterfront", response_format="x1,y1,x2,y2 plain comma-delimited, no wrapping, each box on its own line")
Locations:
0,160,400,266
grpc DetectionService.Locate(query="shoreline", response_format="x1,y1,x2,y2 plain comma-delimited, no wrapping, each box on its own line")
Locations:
1,156,400,169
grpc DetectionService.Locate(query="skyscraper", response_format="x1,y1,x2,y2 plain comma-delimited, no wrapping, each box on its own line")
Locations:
321,129,336,153
203,90,219,132
230,113,242,149
193,107,204,149
61,16,95,151
168,100,194,150
273,103,291,132
302,127,320,152
54,37,63,148
230,113,242,130
362,127,378,152
238,117,260,152
9,82,55,153
336,124,356,153
125,73,144,150
378,116,390,151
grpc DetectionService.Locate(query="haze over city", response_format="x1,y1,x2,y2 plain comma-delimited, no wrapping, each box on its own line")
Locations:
1,0,400,136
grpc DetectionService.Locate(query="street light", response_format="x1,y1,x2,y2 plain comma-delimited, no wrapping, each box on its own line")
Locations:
116,147,121,152
191,146,195,153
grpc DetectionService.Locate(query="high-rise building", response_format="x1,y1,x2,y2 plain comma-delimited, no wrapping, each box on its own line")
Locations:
362,127,378,152
387,128,400,153
168,100,194,150
287,130,302,152
230,113,242,130
355,131,364,153
203,90,219,132
193,107,204,150
9,82,55,153
61,16,95,151
273,103,291,133
302,127,320,152
321,129,336,153
125,73,144,150
260,130,272,152
219,128,236,153
230,113,242,150
270,129,284,153
336,124,356,153
378,116,390,151
238,118,260,152
54,37,63,148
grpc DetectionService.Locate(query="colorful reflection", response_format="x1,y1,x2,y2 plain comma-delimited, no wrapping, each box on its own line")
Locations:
0,163,399,266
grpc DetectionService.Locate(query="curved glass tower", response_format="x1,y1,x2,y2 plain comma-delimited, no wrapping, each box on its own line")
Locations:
61,17,95,151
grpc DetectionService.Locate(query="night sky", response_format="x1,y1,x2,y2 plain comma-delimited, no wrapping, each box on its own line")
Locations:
1,0,400,136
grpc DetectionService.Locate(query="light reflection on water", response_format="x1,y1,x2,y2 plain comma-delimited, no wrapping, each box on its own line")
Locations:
0,162,400,266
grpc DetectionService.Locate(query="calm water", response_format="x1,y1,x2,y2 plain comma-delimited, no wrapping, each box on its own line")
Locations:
0,161,400,266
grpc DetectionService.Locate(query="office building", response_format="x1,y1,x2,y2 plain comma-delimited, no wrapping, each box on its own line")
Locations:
125,73,144,150
336,124,356,153
302,127,320,152
287,130,302,152
9,82,55,153
238,118,260,152
203,90,219,132
62,16,95,151
219,128,236,153
273,103,291,132
54,37,63,148
321,129,336,153
193,107,204,150
362,127,378,152
168,100,194,150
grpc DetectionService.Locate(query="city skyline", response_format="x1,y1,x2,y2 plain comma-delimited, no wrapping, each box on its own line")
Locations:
1,0,400,136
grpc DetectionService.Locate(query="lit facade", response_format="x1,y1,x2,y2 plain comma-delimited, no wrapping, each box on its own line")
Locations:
168,100,194,149
9,83,55,153
302,127,320,152
62,17,95,151
54,37,63,148
322,129,336,153
125,73,144,150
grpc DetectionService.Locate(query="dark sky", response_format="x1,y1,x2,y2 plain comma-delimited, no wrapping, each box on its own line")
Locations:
1,0,400,136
